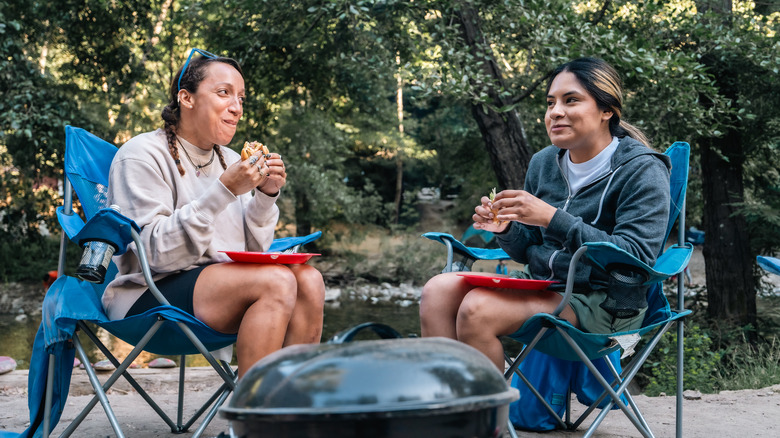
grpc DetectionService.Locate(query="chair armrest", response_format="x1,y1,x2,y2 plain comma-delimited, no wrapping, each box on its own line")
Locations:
583,241,694,285
422,232,510,260
758,256,780,276
56,206,86,241
268,231,322,253
69,207,141,256
422,232,510,273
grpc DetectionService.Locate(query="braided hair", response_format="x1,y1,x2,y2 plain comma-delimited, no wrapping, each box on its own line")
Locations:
161,55,244,175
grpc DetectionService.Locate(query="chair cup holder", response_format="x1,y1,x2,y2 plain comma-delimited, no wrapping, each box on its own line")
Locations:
599,264,649,319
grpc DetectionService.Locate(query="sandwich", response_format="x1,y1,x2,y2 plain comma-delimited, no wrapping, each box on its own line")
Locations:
241,141,270,161
489,187,500,224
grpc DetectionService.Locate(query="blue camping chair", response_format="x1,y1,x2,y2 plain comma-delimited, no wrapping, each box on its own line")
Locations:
423,142,693,438
15,126,321,438
757,256,780,276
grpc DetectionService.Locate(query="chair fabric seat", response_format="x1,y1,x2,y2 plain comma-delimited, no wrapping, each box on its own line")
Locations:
509,304,690,362
42,276,236,355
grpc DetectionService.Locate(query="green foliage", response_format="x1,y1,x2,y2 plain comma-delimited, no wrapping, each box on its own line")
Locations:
715,337,780,391
0,234,81,283
642,324,722,395
268,106,386,228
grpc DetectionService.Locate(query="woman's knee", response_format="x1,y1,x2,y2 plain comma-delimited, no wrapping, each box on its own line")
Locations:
246,265,298,308
456,292,496,337
421,273,453,306
293,265,325,306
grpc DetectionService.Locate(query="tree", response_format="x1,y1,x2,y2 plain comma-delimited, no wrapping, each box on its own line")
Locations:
690,0,780,337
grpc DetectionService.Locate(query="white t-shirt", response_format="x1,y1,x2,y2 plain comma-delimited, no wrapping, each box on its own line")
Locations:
564,136,619,194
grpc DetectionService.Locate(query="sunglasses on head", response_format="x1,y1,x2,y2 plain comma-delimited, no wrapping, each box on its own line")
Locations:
177,48,218,92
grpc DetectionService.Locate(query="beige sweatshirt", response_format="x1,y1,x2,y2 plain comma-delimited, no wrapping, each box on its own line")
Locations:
102,129,279,320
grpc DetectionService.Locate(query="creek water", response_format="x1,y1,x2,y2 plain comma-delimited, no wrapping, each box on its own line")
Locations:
0,298,421,370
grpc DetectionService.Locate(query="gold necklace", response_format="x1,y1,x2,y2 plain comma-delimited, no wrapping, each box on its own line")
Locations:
178,139,215,177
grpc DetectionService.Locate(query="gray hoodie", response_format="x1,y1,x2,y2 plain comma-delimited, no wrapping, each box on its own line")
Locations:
495,136,671,292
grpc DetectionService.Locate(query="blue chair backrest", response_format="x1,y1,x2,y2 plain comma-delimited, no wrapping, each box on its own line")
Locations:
63,126,121,296
663,142,690,251
64,125,119,220
643,142,691,326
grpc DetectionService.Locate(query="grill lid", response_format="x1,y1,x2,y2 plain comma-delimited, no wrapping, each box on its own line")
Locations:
221,337,518,421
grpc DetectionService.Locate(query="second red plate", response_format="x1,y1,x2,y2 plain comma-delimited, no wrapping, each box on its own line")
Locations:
220,251,320,264
457,273,557,290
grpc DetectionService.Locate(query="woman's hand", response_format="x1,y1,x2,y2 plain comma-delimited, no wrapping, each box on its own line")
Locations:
491,189,557,228
220,152,286,196
473,195,511,233
473,189,557,230
256,153,287,196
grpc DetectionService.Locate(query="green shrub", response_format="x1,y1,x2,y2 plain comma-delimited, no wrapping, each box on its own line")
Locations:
0,233,81,283
642,324,722,396
715,336,780,391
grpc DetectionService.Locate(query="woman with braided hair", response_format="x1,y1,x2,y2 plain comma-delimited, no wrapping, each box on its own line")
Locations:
104,49,325,378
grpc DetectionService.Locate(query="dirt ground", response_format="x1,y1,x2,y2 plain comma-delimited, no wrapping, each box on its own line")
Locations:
1,366,779,437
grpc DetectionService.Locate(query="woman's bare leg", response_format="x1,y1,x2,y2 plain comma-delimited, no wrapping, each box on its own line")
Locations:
284,263,325,345
192,263,298,378
455,287,578,370
419,272,474,339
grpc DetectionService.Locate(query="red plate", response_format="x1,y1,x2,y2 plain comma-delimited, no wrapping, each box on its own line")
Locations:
220,251,320,264
457,273,557,290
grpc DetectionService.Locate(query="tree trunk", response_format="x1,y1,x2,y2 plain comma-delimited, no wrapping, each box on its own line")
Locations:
700,134,757,329
695,0,757,341
453,3,532,190
393,54,404,224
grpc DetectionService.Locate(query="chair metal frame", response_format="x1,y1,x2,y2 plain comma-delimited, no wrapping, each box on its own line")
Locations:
423,142,692,438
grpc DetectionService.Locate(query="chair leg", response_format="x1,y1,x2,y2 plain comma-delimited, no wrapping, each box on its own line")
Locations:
190,382,234,438
556,330,654,438
178,354,186,430
676,307,685,438
78,320,180,431
43,354,56,438
60,334,126,438
506,417,519,438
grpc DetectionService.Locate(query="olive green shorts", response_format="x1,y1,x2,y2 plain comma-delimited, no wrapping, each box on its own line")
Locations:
509,267,646,334
566,289,646,334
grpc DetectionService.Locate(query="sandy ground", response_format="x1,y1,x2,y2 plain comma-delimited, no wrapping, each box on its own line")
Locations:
1,366,780,438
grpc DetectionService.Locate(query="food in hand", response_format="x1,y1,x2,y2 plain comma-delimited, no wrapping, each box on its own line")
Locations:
489,187,500,224
241,141,270,161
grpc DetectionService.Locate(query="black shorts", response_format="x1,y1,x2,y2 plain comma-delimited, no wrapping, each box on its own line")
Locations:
124,265,210,318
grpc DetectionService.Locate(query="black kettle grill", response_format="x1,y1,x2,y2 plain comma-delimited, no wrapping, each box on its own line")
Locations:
220,337,518,438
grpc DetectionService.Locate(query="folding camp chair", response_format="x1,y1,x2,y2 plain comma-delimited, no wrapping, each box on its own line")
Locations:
424,142,693,438
757,256,780,276
21,125,321,438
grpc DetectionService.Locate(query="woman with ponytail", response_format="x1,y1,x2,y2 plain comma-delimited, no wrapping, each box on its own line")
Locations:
104,49,325,378
420,57,671,371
